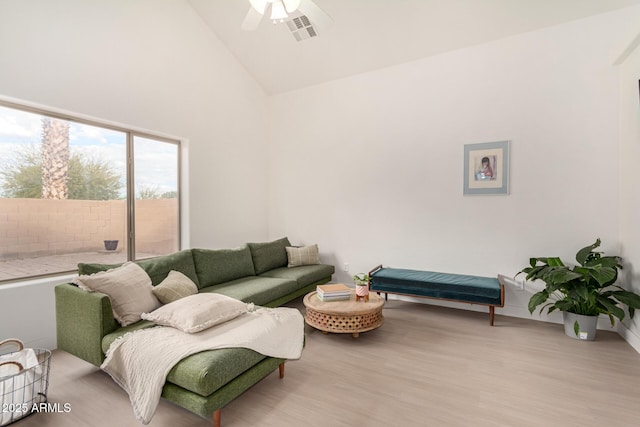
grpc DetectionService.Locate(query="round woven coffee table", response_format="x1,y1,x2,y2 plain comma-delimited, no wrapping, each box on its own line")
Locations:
303,290,384,338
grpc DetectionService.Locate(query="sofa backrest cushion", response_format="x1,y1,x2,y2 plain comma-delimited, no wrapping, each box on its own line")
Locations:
77,249,200,288
192,245,256,288
247,237,291,275
78,262,121,276
136,250,199,287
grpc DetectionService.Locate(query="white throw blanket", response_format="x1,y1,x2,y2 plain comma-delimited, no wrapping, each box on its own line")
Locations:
101,306,304,424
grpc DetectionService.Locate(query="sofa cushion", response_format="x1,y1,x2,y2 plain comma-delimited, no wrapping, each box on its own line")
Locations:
77,249,200,288
102,320,156,354
77,261,121,276
286,244,320,267
152,270,198,304
136,250,200,287
192,246,256,288
260,264,335,287
247,237,291,275
141,293,249,333
102,323,266,397
167,348,266,397
200,276,299,306
75,262,160,327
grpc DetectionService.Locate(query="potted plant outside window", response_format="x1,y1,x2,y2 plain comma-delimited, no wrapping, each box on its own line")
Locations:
518,238,640,340
103,240,119,251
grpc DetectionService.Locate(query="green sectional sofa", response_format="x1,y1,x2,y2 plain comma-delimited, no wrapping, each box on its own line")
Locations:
55,237,334,426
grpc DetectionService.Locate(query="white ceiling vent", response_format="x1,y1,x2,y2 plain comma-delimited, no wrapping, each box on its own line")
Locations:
286,15,317,41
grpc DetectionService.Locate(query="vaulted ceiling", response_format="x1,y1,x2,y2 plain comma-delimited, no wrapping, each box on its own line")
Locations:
188,0,640,95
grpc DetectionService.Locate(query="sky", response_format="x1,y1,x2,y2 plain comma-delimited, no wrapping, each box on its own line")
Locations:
0,105,178,198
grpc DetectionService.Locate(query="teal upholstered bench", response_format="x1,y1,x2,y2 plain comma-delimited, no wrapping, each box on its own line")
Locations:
369,265,505,325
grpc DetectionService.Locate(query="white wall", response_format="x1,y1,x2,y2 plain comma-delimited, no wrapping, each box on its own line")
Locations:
0,0,270,248
618,31,640,351
0,0,270,348
2,1,639,350
268,6,640,323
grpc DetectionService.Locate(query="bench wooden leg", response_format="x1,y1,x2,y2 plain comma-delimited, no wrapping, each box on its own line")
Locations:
489,306,495,326
279,362,285,379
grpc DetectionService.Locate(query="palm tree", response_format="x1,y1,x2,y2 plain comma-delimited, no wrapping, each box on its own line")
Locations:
1,145,123,200
41,117,70,199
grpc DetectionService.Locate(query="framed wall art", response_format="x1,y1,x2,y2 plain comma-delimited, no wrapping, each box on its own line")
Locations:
463,140,510,195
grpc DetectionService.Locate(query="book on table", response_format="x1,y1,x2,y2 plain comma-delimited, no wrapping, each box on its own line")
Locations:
317,284,351,301
317,294,350,301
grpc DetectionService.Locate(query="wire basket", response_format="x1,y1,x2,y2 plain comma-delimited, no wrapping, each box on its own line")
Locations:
0,339,51,426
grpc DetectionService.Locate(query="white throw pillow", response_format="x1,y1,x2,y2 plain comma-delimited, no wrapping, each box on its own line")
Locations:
75,262,160,327
152,270,198,304
141,293,249,333
286,244,320,267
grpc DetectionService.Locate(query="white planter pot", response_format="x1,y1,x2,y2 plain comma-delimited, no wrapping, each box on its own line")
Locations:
563,312,598,341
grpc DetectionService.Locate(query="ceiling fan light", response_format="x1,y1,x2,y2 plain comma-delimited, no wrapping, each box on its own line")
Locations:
282,0,301,13
249,0,268,14
270,0,288,21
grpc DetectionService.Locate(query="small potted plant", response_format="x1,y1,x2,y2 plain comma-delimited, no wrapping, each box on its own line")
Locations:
103,240,119,251
518,238,640,340
353,273,370,302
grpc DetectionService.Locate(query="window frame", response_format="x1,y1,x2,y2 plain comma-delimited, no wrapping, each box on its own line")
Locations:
0,97,182,283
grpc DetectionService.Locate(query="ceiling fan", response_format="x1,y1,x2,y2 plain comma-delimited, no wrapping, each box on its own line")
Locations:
241,0,333,31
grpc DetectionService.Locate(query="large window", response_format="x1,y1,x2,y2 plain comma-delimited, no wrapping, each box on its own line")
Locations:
0,100,180,282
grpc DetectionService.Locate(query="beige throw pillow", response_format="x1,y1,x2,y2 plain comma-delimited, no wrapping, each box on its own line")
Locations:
152,270,198,304
141,293,249,333
75,262,160,326
286,244,320,268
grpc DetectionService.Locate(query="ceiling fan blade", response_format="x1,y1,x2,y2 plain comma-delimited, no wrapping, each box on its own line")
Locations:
282,0,301,13
249,0,268,14
241,7,264,31
297,0,333,30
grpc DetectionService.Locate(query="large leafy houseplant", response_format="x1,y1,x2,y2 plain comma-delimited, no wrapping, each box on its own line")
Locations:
520,239,640,329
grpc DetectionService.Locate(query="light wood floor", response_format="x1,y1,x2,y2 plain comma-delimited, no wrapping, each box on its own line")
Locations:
14,298,640,427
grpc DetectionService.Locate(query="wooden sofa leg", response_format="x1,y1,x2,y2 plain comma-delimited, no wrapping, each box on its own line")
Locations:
212,362,284,427
489,306,495,326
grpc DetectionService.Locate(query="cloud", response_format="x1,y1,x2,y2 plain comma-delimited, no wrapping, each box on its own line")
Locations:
133,139,178,194
0,110,40,138
70,123,121,144
0,106,178,195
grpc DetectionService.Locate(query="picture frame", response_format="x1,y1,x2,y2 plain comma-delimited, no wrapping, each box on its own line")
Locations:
463,140,510,195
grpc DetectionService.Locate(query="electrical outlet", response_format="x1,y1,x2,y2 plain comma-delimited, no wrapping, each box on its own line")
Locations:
343,263,349,272
498,274,524,291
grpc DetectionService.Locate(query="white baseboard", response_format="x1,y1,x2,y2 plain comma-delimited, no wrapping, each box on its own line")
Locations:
385,294,634,350
386,293,560,323
617,322,640,353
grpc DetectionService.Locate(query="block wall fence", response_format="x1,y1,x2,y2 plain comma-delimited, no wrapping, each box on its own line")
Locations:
0,198,178,260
